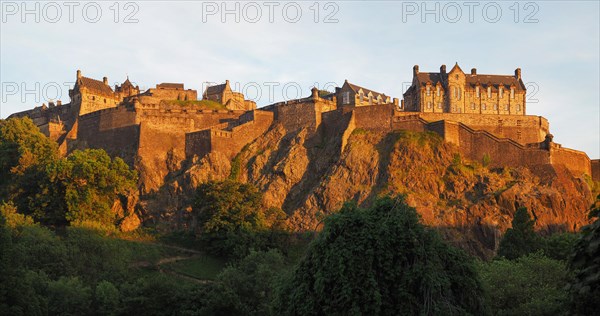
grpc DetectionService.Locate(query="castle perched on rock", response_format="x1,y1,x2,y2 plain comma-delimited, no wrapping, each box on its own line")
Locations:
9,64,600,193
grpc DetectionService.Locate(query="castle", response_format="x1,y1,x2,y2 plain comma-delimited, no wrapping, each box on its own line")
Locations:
8,65,600,193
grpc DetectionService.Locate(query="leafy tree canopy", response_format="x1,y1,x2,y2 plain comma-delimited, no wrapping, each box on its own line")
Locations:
497,207,541,260
568,194,600,315
275,196,487,316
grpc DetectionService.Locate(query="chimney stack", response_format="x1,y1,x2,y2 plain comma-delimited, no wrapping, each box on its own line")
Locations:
103,77,108,85
413,65,419,75
471,68,477,75
311,87,319,99
76,69,82,79
440,64,446,74
515,68,521,79
225,79,230,86
57,100,62,106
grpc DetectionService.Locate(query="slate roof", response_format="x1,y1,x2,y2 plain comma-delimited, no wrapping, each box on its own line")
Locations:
77,76,114,95
347,82,388,99
205,83,227,95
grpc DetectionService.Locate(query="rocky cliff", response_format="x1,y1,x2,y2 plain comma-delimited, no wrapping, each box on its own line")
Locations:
144,123,596,258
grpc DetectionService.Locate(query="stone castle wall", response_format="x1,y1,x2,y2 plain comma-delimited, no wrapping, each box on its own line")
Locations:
76,106,139,165
185,110,274,160
395,112,548,144
591,160,600,182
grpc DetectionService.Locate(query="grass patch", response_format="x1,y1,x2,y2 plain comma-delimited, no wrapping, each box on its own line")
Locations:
163,99,226,110
164,255,227,280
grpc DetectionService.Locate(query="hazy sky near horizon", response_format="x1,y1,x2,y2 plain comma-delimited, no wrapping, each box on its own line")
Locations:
1,1,598,157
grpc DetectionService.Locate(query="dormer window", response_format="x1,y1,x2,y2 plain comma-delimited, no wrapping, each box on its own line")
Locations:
342,92,350,104
426,86,430,96
487,87,492,98
476,86,480,98
499,87,503,98
436,86,440,97
510,87,515,99
359,92,364,103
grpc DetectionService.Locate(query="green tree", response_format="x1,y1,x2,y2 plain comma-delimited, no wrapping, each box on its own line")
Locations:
478,253,570,315
0,117,58,215
568,194,600,315
47,276,93,316
94,280,120,316
33,149,137,226
213,249,286,315
274,196,487,316
497,207,541,259
193,180,282,258
541,232,579,261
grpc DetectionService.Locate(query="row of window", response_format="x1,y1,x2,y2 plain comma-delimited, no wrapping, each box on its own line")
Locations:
425,102,522,112
425,86,517,99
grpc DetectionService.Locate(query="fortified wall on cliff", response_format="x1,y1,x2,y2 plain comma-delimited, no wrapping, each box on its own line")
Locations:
8,65,600,194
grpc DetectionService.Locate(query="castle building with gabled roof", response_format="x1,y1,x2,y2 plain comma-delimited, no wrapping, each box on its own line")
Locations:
403,63,526,116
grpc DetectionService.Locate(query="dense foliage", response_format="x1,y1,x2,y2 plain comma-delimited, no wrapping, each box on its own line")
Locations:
1,118,137,228
478,253,571,315
568,194,600,315
193,180,286,258
275,196,488,315
497,207,541,259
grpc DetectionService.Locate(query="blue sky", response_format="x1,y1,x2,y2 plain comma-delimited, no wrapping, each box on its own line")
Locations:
1,1,598,157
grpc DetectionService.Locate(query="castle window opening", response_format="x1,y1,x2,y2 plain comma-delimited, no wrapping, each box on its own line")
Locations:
437,103,442,109
499,87,504,98
458,88,462,100
476,86,480,98
436,86,440,96
482,103,487,110
369,95,373,105
517,104,521,112
342,92,350,104
504,104,509,111
427,101,432,109
510,88,515,99
517,131,522,139
517,120,522,127
494,104,498,111
359,92,364,103
487,87,492,98
426,86,431,96
471,103,475,110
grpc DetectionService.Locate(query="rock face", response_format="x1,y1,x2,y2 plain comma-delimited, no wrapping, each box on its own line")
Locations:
148,124,595,258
